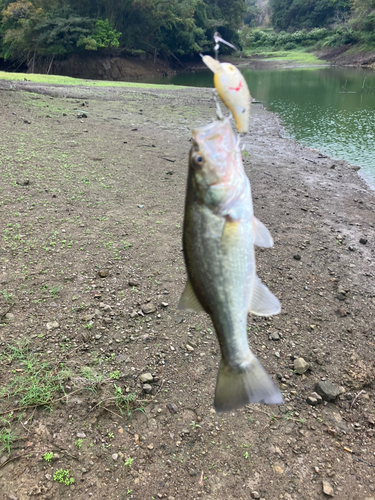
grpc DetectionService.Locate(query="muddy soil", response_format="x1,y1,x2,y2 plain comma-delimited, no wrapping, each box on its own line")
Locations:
0,80,374,500
31,53,175,81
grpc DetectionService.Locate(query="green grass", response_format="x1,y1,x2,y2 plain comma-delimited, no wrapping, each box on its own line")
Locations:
0,70,183,89
0,339,66,408
0,418,17,455
243,47,327,65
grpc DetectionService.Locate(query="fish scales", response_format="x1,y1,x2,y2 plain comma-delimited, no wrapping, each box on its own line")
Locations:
179,118,283,412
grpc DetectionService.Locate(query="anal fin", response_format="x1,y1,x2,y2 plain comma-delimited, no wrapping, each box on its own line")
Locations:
178,280,205,313
249,276,280,316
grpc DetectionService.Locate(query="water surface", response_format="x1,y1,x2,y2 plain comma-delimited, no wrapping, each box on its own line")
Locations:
152,66,375,189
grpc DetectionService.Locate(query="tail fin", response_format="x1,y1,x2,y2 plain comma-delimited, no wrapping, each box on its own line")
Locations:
214,355,283,413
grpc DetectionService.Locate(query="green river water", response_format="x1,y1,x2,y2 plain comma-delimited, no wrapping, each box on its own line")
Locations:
152,66,375,190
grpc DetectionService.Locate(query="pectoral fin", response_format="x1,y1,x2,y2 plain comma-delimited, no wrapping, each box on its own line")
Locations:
178,280,205,313
249,276,281,316
253,217,273,247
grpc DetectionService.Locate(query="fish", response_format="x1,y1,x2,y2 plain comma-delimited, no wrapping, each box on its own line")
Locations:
202,55,251,134
179,117,283,412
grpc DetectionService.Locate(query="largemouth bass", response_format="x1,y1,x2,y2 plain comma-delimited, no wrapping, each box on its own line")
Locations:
202,55,251,134
179,118,283,412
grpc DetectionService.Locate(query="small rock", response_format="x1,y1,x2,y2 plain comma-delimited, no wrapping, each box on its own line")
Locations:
147,443,154,450
142,303,156,314
143,384,152,394
76,432,86,439
112,453,118,461
0,273,8,284
5,313,14,322
274,465,284,474
306,392,323,406
161,302,168,307
128,280,138,287
98,269,109,278
293,254,301,261
269,332,280,341
306,395,318,406
94,334,102,340
0,455,7,465
315,381,340,402
46,321,59,330
167,403,178,415
139,373,153,383
251,492,261,499
186,344,194,352
189,468,197,476
336,290,346,301
322,480,334,496
359,238,368,245
78,113,88,118
294,357,309,374
24,119,31,124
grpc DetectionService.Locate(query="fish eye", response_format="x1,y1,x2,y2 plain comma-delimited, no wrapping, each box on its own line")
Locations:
192,153,204,168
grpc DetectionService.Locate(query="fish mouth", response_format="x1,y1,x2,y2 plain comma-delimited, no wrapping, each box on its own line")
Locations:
191,118,237,157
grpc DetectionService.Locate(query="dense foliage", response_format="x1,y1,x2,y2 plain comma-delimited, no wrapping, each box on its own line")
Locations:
269,0,351,30
0,0,246,65
268,0,374,47
241,0,375,51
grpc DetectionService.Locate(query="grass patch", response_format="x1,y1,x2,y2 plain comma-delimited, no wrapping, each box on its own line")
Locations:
0,71,183,89
244,48,327,65
0,339,66,409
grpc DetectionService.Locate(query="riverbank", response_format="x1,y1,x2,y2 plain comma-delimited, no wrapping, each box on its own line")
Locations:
0,80,374,500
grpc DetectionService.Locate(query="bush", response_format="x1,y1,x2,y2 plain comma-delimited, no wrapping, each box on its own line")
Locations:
284,41,297,50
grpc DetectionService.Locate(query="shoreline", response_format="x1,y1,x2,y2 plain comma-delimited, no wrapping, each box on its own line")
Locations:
0,81,374,500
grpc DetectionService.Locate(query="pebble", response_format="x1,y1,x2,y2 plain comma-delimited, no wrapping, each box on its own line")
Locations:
167,403,178,415
251,492,260,499
5,313,14,321
186,344,194,352
143,384,152,394
314,381,340,402
139,373,154,383
76,432,86,438
98,269,109,277
147,443,154,450
112,453,118,461
189,468,197,476
306,392,323,406
294,357,309,374
322,480,334,496
128,280,138,287
293,254,301,260
46,321,59,330
359,238,368,245
142,303,157,314
269,332,280,341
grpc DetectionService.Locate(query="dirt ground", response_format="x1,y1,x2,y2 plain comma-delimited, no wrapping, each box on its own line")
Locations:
0,79,374,500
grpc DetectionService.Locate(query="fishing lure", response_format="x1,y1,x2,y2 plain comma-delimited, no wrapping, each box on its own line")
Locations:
202,55,251,134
